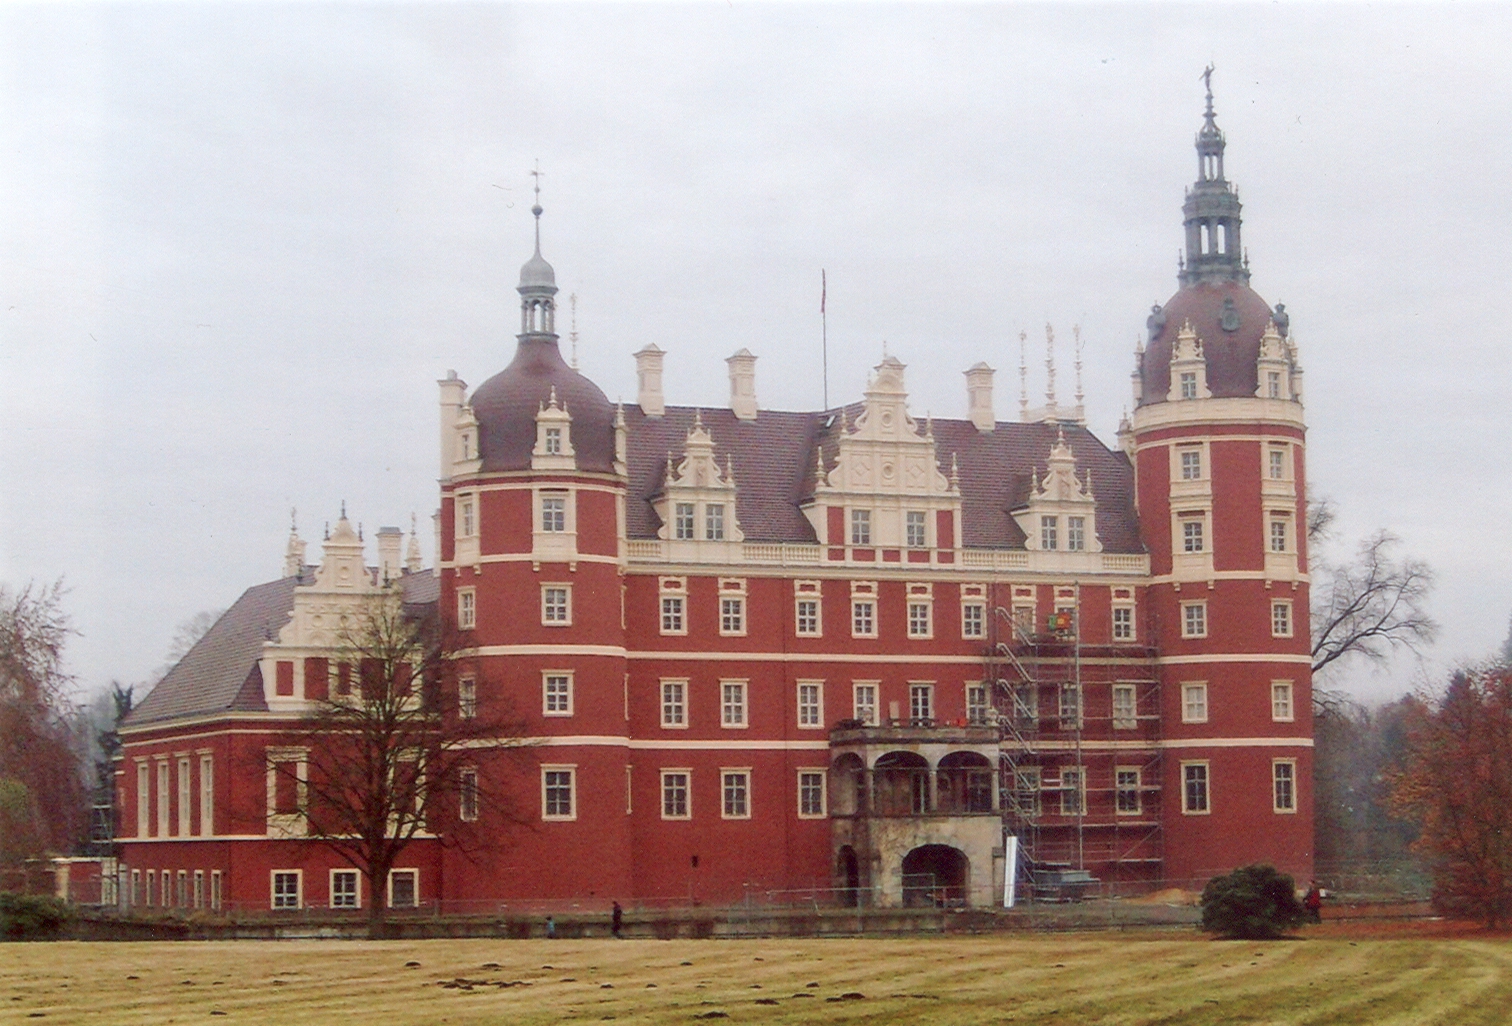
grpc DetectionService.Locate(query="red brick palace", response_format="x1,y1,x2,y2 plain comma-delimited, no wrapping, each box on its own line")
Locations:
116,85,1313,913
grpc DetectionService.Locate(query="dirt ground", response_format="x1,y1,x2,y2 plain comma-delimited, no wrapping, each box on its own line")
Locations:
4,922,1511,1025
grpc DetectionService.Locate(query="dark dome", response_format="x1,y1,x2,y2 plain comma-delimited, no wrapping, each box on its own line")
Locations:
1140,281,1279,404
470,337,617,473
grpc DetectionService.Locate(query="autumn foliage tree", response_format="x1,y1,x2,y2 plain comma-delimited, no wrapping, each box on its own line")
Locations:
1389,666,1512,927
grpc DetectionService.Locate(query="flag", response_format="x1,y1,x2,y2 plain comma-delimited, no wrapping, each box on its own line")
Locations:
821,269,826,316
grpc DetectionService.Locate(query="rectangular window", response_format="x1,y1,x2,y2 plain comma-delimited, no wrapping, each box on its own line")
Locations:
458,588,476,630
1058,683,1081,729
1040,515,1058,550
1014,768,1041,817
130,869,141,907
272,871,301,910
389,870,418,909
542,586,570,625
458,677,477,719
674,502,695,540
796,598,820,636
905,511,927,548
1268,371,1282,398
193,870,204,909
210,871,222,912
1060,768,1083,816
1182,762,1210,814
459,768,479,822
1116,768,1142,815
162,870,172,908
1269,447,1286,480
544,426,562,454
1273,761,1297,813
660,595,685,634
543,673,573,715
156,761,170,837
1271,681,1295,722
966,683,990,725
177,871,187,908
722,771,750,819
909,683,934,724
542,767,576,820
1180,448,1202,479
176,758,191,836
541,494,566,533
1271,601,1293,638
1182,518,1205,553
721,681,748,728
798,771,826,818
459,497,476,537
136,762,149,837
1112,605,1134,641
1112,683,1137,730
144,870,153,908
705,503,725,541
331,869,359,909
661,771,690,819
961,602,985,638
797,683,823,728
720,596,745,635
199,755,214,836
852,683,878,726
850,509,871,545
661,681,687,728
1013,683,1038,724
1182,602,1207,638
907,601,931,638
1067,516,1085,552
1271,518,1288,553
851,600,875,638
1180,371,1197,400
1182,683,1209,723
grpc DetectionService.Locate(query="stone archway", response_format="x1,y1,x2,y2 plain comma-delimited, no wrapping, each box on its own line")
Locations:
901,844,970,907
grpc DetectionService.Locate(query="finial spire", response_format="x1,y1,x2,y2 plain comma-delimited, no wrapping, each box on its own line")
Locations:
1044,323,1057,410
1018,329,1029,421
569,292,579,369
1073,324,1084,409
529,159,544,252
1202,63,1215,119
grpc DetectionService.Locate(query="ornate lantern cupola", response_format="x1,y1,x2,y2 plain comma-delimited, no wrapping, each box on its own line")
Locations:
1180,66,1248,288
518,169,558,337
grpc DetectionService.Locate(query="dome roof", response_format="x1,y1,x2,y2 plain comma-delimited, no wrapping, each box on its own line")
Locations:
1140,281,1279,404
519,249,556,290
470,337,617,473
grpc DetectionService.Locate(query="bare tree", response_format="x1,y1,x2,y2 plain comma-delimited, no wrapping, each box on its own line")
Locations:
267,585,528,937
1311,531,1438,678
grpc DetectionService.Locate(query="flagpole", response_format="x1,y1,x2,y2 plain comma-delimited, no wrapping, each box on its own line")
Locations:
821,269,828,410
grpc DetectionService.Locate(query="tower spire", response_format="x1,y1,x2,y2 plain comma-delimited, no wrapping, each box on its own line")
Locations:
1179,65,1249,287
518,162,559,337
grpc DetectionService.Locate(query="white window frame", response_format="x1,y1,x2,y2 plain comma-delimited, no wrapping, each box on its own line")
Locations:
908,683,934,724
850,508,872,545
135,760,149,838
156,760,170,837
192,869,204,909
965,682,990,725
457,587,476,630
905,510,927,548
1112,683,1137,730
458,676,477,719
540,492,567,533
177,757,192,837
1270,516,1289,553
1179,446,1202,480
961,602,985,639
330,868,361,909
660,769,691,820
543,425,563,455
271,870,302,910
674,501,696,540
1182,761,1211,815
210,870,222,911
721,769,751,819
458,495,476,538
796,681,824,729
198,754,214,837
1182,517,1205,554
1271,680,1295,722
1271,600,1293,638
705,503,726,541
1273,759,1297,813
660,679,688,728
1112,604,1134,642
1040,515,1058,551
1179,371,1197,400
907,600,932,639
541,766,577,821
796,597,821,637
388,869,419,909
720,679,749,729
660,595,685,635
1181,601,1208,638
541,584,571,626
1268,445,1289,480
797,769,827,819
1116,767,1142,816
719,595,746,637
459,767,479,822
1059,767,1084,816
542,671,574,716
1067,516,1086,552
1182,682,1209,723
851,600,876,638
852,682,879,726
1058,682,1082,729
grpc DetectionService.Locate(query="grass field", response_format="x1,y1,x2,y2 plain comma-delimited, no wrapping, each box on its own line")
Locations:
5,924,1512,1025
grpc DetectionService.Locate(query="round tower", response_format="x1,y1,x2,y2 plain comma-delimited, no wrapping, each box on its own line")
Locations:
1132,71,1312,887
436,184,632,902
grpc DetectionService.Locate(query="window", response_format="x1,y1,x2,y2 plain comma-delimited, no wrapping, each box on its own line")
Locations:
1180,448,1202,480
389,869,418,909
961,602,985,638
272,871,301,910
331,869,359,909
850,509,871,545
1014,768,1041,817
1271,681,1295,722
458,588,476,630
660,595,685,634
1267,370,1282,398
460,432,472,461
853,683,878,726
1116,768,1142,815
796,598,820,636
542,767,576,819
1067,516,1085,552
1040,515,1058,550
543,673,573,716
906,511,927,548
459,768,479,822
177,871,187,908
660,681,687,728
720,596,745,635
199,755,214,836
674,502,695,540
1112,683,1137,730
136,762,149,837
1182,518,1205,553
1180,371,1197,400
721,681,748,728
542,585,570,625
141,870,150,907
1112,606,1134,641
966,683,990,725
1182,683,1209,723
907,601,931,638
544,426,562,454
1271,601,1293,638
458,677,477,719
798,771,826,818
797,683,823,728
661,771,690,819
1270,518,1288,553
210,871,222,912
705,503,725,541
156,761,170,837
1182,762,1210,814
722,771,750,819
1013,683,1038,724
851,600,875,637
1058,683,1082,729
162,870,172,907
459,497,476,537
909,683,934,724
193,870,204,909
1182,602,1207,638
541,494,566,533
1269,447,1286,480
1059,768,1083,816
177,758,191,836
1273,761,1297,813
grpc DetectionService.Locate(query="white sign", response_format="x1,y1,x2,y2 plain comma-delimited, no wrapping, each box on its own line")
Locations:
1003,834,1020,908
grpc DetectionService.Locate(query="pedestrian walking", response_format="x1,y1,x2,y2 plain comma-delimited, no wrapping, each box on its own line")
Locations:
1303,881,1323,924
611,901,623,938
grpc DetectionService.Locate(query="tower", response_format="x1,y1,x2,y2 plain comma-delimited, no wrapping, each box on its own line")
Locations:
1132,72,1312,885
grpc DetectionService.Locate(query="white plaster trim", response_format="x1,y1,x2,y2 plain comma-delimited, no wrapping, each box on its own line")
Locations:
1156,653,1311,665
1132,396,1305,432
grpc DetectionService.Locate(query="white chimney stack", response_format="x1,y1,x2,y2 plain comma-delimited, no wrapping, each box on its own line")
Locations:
965,362,995,432
726,348,757,421
635,344,665,417
438,370,467,479
376,526,403,582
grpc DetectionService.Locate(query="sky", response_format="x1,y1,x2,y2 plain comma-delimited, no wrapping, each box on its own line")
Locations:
2,3,1510,705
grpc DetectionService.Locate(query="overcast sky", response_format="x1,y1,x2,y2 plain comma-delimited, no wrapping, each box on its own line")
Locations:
3,3,1509,704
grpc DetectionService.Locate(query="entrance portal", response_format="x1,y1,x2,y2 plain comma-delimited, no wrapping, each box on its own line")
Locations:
901,844,969,907
837,846,860,907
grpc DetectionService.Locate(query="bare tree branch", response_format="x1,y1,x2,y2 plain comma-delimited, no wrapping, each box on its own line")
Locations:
1311,530,1438,678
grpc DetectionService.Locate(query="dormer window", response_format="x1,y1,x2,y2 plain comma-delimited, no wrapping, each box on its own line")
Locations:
1180,372,1198,399
1041,516,1058,551
544,427,562,455
674,503,695,541
1180,448,1202,480
1067,516,1085,552
1267,371,1281,398
460,433,472,460
705,503,725,541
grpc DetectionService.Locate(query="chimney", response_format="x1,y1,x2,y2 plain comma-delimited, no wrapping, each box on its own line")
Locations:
438,370,467,479
965,362,995,432
634,344,665,417
726,348,757,421
376,527,403,582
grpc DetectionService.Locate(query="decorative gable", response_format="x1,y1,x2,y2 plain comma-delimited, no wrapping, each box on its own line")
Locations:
531,387,576,471
653,412,744,548
1012,430,1101,553
1166,320,1212,401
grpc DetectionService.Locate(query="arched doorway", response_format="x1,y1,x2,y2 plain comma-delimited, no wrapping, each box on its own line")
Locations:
936,752,995,813
873,751,931,815
901,844,969,907
837,846,860,907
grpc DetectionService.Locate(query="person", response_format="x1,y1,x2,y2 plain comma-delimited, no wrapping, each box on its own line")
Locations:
1303,881,1323,924
611,901,623,938
545,915,556,939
